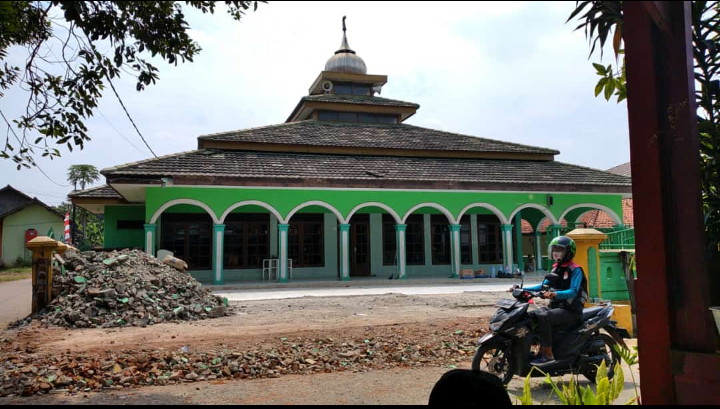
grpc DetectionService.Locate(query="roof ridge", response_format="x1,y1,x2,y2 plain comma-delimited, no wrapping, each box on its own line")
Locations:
0,184,34,202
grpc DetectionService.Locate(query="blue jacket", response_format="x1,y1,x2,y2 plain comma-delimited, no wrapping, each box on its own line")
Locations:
525,261,587,311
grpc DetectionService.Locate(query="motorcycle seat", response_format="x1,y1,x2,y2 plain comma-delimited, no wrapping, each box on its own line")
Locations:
581,306,604,321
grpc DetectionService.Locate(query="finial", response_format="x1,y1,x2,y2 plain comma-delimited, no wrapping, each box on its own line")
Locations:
342,16,346,33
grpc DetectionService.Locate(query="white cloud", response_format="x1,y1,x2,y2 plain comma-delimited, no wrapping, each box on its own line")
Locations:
0,1,629,206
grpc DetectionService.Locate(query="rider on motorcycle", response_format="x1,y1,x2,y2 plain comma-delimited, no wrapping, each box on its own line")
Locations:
514,235,589,365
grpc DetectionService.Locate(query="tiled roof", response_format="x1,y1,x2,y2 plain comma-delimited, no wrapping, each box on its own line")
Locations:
523,218,570,233
300,94,419,108
103,149,632,188
0,185,33,218
198,120,559,155
68,185,123,200
521,198,633,233
0,185,63,219
580,197,634,228
606,162,631,177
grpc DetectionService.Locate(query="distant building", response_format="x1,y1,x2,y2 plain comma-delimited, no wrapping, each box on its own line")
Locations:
70,22,631,284
0,185,64,266
581,162,633,228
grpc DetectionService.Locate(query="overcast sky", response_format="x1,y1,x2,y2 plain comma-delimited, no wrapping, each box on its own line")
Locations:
0,1,629,207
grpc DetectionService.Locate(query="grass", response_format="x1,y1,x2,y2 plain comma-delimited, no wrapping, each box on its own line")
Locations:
0,266,32,282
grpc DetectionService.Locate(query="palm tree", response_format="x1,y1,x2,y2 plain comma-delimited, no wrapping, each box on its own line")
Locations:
67,164,100,191
66,164,100,246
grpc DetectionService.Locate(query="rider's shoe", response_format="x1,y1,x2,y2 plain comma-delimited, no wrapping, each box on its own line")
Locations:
530,355,555,366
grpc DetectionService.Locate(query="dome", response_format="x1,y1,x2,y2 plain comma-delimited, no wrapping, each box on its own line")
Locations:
324,17,367,75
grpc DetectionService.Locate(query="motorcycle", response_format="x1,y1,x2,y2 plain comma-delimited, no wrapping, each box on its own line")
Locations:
471,277,628,384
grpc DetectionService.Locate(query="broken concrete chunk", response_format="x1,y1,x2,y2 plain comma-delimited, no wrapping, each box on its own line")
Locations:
162,255,188,272
102,258,118,267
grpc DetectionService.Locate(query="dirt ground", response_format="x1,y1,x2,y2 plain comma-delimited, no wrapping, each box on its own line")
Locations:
0,291,508,405
0,290,640,405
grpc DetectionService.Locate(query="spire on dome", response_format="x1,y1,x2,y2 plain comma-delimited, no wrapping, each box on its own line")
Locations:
324,16,367,74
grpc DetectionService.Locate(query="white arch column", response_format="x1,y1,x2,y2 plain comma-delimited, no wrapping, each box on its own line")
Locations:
534,230,544,272
449,224,461,278
278,223,290,283
212,224,225,285
339,223,350,281
395,224,407,279
514,213,524,272
144,224,156,256
501,224,514,275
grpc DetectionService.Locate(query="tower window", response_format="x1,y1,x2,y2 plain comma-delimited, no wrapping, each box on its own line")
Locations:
317,110,397,124
333,82,371,95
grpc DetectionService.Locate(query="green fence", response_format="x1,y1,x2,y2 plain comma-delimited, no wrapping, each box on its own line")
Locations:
599,228,635,250
594,250,635,301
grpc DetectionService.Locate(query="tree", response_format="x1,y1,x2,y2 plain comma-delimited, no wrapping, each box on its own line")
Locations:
66,163,100,246
0,1,263,168
568,1,720,250
67,164,100,191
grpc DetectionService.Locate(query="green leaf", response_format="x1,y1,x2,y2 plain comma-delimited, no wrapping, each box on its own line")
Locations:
593,62,606,74
73,276,87,283
581,384,598,405
610,363,625,400
521,372,534,405
604,78,616,100
596,377,611,405
595,77,608,97
118,297,129,304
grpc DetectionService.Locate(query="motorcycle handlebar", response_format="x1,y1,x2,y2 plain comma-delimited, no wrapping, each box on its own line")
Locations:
511,287,550,301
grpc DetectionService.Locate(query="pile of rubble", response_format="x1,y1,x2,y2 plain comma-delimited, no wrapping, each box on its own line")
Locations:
28,249,232,329
0,325,479,397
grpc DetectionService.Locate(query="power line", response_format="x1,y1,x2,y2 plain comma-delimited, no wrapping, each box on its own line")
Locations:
96,109,146,154
33,162,71,187
22,189,68,198
104,73,158,158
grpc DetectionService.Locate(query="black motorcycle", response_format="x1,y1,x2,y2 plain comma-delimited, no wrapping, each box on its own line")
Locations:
471,280,628,384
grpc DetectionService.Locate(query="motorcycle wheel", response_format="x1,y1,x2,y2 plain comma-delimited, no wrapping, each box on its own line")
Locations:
581,333,621,383
471,342,514,385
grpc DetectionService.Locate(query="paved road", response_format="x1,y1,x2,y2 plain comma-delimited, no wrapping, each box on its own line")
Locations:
0,278,31,328
214,280,539,302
